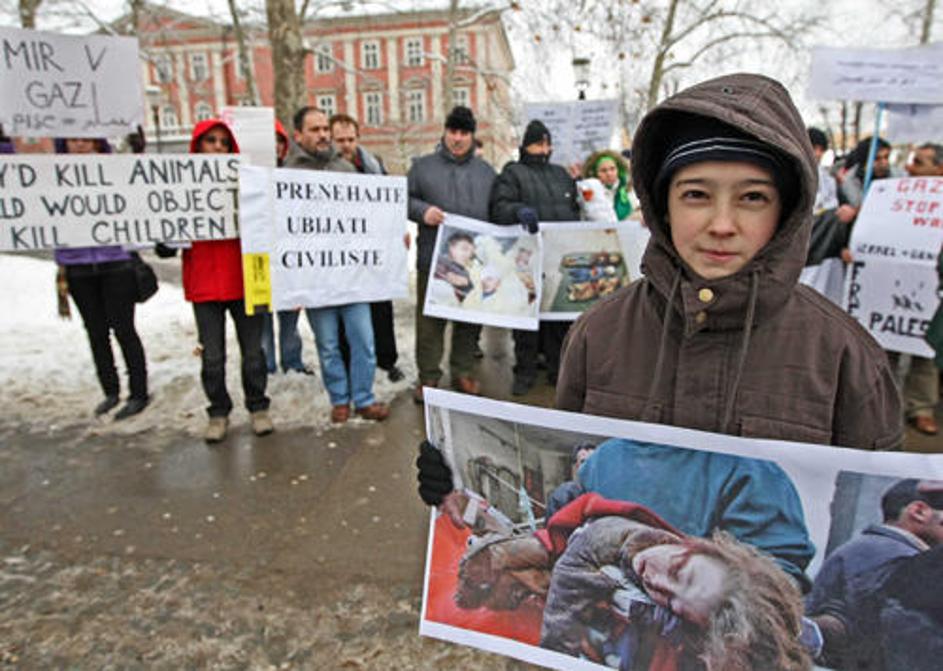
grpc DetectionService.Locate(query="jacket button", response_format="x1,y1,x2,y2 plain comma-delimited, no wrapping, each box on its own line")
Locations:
695,311,707,324
698,288,714,303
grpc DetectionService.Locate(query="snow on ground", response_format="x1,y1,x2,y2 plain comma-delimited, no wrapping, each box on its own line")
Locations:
0,254,416,437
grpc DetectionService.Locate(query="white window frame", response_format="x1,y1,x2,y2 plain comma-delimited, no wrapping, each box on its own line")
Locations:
361,40,380,70
453,34,470,65
316,94,336,118
194,101,214,122
452,86,470,109
405,38,423,67
363,91,383,126
154,54,172,84
190,52,208,82
406,89,425,123
234,52,250,81
315,44,334,73
160,105,178,129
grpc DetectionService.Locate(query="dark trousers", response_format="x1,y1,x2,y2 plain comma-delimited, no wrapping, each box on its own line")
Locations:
513,321,570,380
192,300,270,418
67,262,148,400
339,300,399,371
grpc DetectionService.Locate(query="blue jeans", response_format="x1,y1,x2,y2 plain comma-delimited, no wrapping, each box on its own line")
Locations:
261,310,305,373
307,303,376,408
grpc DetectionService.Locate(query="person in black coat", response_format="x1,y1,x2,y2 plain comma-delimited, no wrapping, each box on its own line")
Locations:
489,120,580,395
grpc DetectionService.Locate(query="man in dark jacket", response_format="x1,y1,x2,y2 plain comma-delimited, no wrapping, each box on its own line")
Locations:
490,120,580,395
806,478,943,668
408,106,496,401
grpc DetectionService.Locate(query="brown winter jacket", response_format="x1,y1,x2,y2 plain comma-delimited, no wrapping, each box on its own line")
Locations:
556,74,902,450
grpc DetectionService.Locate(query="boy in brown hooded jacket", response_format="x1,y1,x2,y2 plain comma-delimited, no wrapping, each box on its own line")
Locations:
556,73,901,449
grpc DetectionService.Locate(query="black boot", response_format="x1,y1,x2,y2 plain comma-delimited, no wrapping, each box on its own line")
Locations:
94,395,119,416
114,396,149,421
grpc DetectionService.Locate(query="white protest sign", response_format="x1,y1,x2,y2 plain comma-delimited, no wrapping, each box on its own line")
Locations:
886,103,943,142
0,26,144,138
522,99,619,166
845,259,937,357
844,176,942,355
0,154,240,250
220,106,276,168
238,165,408,312
808,44,943,103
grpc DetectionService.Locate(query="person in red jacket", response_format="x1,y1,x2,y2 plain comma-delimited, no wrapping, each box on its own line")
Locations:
184,119,274,443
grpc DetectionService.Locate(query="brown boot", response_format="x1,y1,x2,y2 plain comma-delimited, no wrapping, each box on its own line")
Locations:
413,380,437,405
912,415,939,435
330,404,350,424
356,402,390,421
453,376,481,396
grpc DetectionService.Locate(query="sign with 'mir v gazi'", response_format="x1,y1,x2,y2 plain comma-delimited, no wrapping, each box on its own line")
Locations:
0,154,240,250
238,166,409,313
845,176,942,357
0,26,144,138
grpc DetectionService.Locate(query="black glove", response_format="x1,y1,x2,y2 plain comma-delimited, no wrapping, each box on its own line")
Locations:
518,207,539,234
154,243,178,258
416,440,454,506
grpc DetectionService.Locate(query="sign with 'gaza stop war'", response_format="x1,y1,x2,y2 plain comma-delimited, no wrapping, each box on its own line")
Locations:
239,166,409,312
0,154,240,250
845,176,943,357
0,26,144,138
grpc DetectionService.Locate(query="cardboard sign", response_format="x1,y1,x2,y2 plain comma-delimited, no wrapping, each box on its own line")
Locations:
0,26,144,138
886,103,943,143
420,390,943,671
220,106,277,168
0,154,240,250
522,99,619,166
808,45,943,104
423,215,542,331
238,165,408,313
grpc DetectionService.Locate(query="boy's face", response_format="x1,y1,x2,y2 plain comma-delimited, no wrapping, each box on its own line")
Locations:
449,239,475,265
667,161,781,280
631,544,729,626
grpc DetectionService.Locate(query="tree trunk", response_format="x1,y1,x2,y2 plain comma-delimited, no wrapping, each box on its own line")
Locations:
443,0,460,118
265,0,307,127
840,101,847,153
228,0,260,105
646,0,679,110
19,0,42,28
852,101,862,145
920,0,936,43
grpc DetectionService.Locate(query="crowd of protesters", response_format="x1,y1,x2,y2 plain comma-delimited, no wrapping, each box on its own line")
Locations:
8,71,940,445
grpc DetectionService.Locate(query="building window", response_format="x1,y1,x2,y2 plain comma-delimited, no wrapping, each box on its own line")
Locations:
190,52,208,82
234,53,250,81
452,34,470,65
160,105,178,129
405,38,423,67
364,92,383,126
315,44,334,73
154,54,172,84
194,102,214,122
361,41,380,70
452,87,470,109
406,89,425,123
316,94,336,118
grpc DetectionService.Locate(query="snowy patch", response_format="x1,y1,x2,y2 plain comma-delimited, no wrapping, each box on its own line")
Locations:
0,255,416,437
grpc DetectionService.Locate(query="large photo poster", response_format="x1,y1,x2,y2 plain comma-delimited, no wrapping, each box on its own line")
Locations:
539,221,649,321
419,390,943,671
423,215,542,331
844,176,942,356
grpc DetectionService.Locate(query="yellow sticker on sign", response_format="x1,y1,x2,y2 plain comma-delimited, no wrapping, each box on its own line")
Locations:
243,252,272,316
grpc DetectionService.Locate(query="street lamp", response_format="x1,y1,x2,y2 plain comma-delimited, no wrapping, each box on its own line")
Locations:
144,85,163,153
572,57,590,101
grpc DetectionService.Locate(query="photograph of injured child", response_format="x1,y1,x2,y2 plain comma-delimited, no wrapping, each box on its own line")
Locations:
423,215,541,331
419,392,943,671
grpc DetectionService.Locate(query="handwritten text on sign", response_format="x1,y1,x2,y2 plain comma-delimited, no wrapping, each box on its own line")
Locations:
522,99,618,166
0,26,144,138
808,45,943,104
0,154,240,250
238,166,409,311
849,177,942,264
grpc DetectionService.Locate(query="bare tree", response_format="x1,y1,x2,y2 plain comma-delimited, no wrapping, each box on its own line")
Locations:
19,0,42,27
265,0,306,126
226,0,260,105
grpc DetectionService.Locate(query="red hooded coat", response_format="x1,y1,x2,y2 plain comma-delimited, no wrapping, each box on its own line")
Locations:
182,119,244,303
